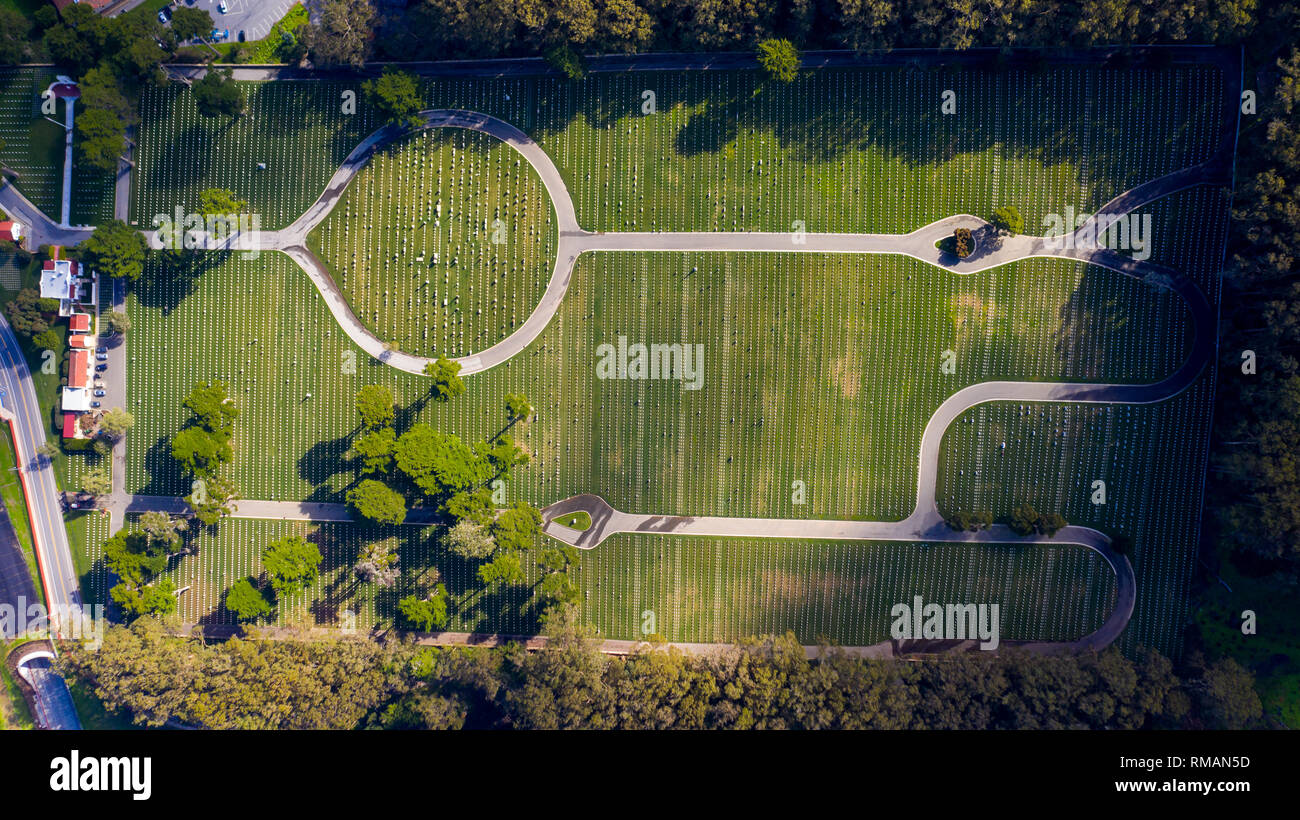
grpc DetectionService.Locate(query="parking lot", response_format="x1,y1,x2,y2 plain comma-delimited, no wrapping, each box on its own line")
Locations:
166,0,299,43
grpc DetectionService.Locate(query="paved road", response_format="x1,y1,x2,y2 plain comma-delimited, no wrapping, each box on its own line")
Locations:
18,48,1236,656
0,490,37,615
0,318,82,638
119,494,443,525
104,279,130,532
224,105,1230,384
0,181,93,249
166,44,1235,82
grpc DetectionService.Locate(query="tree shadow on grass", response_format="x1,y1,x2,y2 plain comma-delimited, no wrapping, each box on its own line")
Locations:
134,249,229,317
133,435,185,498
296,429,357,503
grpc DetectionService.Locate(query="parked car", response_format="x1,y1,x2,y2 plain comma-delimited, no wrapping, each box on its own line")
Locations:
95,353,108,361
237,30,245,42
159,10,170,23
95,364,108,372
93,390,106,397
90,402,101,409
218,0,228,13
96,346,107,353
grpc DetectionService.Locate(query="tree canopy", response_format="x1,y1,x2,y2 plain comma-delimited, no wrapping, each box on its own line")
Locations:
356,384,396,430
348,478,408,525
81,220,149,282
363,67,423,127
262,535,323,597
225,577,273,622
757,38,801,83
423,356,466,402
193,69,246,119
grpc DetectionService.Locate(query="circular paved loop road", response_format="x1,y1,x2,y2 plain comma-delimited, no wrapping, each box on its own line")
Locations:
264,107,1223,654
120,107,1226,655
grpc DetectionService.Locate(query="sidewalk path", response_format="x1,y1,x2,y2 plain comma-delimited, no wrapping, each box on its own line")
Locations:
12,47,1237,656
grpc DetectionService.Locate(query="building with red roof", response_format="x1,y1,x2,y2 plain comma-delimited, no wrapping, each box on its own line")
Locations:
69,314,90,334
0,221,21,243
62,413,78,439
68,350,90,389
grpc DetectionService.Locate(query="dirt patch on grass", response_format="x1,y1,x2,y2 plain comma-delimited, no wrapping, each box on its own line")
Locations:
829,353,861,399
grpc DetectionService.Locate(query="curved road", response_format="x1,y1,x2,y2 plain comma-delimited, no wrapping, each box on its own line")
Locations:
233,109,1227,382
0,316,83,637
6,50,1236,655
138,104,1226,653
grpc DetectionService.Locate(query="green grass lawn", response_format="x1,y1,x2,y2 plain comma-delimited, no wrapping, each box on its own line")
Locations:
0,67,116,226
65,509,111,610
553,510,591,531
125,249,1186,520
0,641,35,730
0,426,42,604
117,58,1228,653
132,61,1221,236
308,127,557,358
71,514,1117,644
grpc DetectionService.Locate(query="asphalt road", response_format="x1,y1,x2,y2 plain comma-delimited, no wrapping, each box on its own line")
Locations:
0,181,93,250
0,316,82,637
256,107,1228,386
6,46,1235,657
0,493,37,615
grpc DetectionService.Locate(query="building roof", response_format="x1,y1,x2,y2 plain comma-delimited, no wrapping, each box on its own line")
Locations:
61,387,90,412
39,258,74,301
0,222,20,242
69,314,90,333
62,413,78,439
68,350,89,389
68,334,93,348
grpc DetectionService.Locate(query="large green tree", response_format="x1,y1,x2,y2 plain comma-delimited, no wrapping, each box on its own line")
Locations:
170,6,215,42
299,0,376,68
363,67,423,127
80,220,149,282
355,384,395,430
757,38,801,83
398,587,449,631
423,355,465,402
395,424,482,498
192,68,246,118
262,535,323,597
75,107,127,173
225,577,273,622
347,479,408,525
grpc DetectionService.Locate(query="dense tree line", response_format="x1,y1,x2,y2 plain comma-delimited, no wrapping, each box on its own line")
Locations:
60,615,1264,730
1211,32,1300,571
296,0,1262,65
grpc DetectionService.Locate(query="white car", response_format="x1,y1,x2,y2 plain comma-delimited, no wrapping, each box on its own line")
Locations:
218,1,228,13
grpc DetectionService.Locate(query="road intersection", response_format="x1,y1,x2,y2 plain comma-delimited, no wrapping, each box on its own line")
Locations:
0,49,1237,654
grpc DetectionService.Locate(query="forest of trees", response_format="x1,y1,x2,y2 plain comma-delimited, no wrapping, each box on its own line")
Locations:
60,614,1263,730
